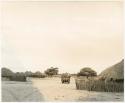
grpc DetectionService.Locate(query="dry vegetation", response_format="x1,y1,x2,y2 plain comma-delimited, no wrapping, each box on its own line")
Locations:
32,77,124,101
75,60,124,92
1,60,124,101
75,78,124,92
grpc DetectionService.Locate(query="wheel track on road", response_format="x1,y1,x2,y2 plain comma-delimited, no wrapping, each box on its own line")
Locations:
2,88,19,101
22,89,39,100
3,87,43,101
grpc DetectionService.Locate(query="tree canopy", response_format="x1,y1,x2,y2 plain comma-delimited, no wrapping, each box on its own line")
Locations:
25,71,33,77
44,67,59,76
77,67,97,77
1,67,14,77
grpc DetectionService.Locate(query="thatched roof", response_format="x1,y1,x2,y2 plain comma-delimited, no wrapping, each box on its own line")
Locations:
99,59,124,80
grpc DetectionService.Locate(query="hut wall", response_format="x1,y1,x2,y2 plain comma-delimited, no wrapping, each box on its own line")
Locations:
75,78,124,92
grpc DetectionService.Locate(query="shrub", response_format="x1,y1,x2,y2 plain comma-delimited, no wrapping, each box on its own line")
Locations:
1,67,14,77
25,71,33,77
32,71,46,78
9,72,26,82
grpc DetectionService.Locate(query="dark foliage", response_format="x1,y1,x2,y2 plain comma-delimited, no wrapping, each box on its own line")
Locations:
77,67,97,77
25,71,33,77
44,67,59,76
9,72,26,82
32,71,46,78
1,67,14,77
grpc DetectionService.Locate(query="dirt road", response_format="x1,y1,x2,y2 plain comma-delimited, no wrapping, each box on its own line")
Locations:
32,77,124,102
2,81,44,102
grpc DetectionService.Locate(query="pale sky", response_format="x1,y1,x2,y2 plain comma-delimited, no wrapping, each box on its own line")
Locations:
1,1,123,74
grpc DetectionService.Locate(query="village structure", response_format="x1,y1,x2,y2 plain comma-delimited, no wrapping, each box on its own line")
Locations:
1,59,124,102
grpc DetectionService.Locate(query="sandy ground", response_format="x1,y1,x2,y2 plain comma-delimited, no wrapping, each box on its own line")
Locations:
2,80,44,102
2,77,124,102
32,77,124,102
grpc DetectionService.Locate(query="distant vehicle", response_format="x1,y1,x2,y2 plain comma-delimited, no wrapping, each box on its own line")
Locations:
61,73,71,84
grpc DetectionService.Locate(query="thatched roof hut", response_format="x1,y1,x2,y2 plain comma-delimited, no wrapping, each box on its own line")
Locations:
99,59,124,82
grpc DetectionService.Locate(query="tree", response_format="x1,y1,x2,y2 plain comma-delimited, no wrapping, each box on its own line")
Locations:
10,72,26,82
32,71,46,78
44,67,59,76
1,67,14,77
77,67,97,78
25,71,33,77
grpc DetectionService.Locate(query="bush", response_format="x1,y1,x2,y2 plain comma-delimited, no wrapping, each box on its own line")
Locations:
25,71,33,77
32,71,46,78
9,72,26,82
1,67,14,77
